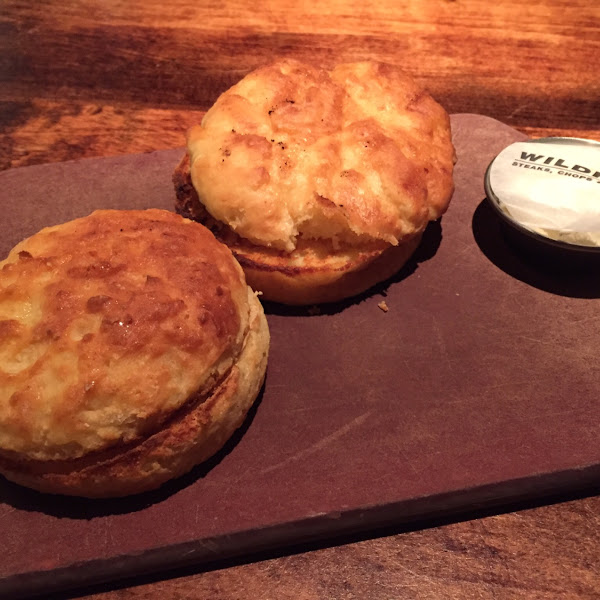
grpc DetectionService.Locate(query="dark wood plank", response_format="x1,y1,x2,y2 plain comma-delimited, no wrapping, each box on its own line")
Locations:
79,496,600,600
2,115,600,600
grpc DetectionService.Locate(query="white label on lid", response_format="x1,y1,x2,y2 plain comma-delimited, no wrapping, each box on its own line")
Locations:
488,138,600,245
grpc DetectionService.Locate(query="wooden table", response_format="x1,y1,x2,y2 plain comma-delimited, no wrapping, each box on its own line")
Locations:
1,1,599,598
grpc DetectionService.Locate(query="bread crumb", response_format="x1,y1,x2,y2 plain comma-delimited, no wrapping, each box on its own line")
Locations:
308,305,321,315
378,300,389,312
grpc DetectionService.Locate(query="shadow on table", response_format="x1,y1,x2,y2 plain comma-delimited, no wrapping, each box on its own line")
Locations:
263,218,443,317
472,199,600,299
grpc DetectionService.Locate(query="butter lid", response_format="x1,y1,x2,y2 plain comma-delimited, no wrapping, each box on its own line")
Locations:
484,136,600,253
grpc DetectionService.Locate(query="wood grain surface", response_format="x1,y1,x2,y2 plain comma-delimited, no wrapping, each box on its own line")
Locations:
67,495,600,600
1,1,599,599
2,0,599,171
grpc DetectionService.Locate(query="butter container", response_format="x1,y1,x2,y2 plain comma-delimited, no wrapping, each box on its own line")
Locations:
484,136,600,268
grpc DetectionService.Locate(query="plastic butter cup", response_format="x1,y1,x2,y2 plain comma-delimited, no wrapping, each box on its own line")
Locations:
484,136,600,268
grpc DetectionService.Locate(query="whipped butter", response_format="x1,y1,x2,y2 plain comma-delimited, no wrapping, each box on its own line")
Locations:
485,136,600,248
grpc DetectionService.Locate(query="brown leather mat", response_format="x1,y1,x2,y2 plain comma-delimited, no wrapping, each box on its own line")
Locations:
1,115,599,599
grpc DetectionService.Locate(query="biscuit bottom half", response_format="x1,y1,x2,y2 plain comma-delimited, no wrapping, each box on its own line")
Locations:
174,155,423,306
0,288,269,498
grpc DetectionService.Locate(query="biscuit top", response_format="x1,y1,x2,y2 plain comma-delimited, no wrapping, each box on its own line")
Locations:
0,209,250,461
187,59,455,252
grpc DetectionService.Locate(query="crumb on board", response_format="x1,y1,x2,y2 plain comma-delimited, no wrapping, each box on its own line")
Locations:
378,300,389,312
308,305,321,316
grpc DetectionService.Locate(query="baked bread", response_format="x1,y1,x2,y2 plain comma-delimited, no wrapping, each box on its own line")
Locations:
0,209,269,497
174,59,456,305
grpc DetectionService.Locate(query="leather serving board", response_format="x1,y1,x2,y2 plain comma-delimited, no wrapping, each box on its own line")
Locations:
1,114,599,599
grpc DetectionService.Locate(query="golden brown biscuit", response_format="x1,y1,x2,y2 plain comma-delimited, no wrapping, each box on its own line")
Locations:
174,59,455,304
0,209,269,497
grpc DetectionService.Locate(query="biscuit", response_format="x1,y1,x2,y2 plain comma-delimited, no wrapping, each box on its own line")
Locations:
0,209,269,497
174,59,455,304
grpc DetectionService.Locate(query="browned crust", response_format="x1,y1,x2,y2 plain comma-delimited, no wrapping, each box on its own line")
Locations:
0,209,271,497
173,153,212,224
184,60,455,253
239,235,422,305
0,209,254,463
0,288,269,497
173,154,422,305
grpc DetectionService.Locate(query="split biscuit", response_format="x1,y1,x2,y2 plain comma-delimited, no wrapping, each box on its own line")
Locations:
174,59,456,304
0,209,269,497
